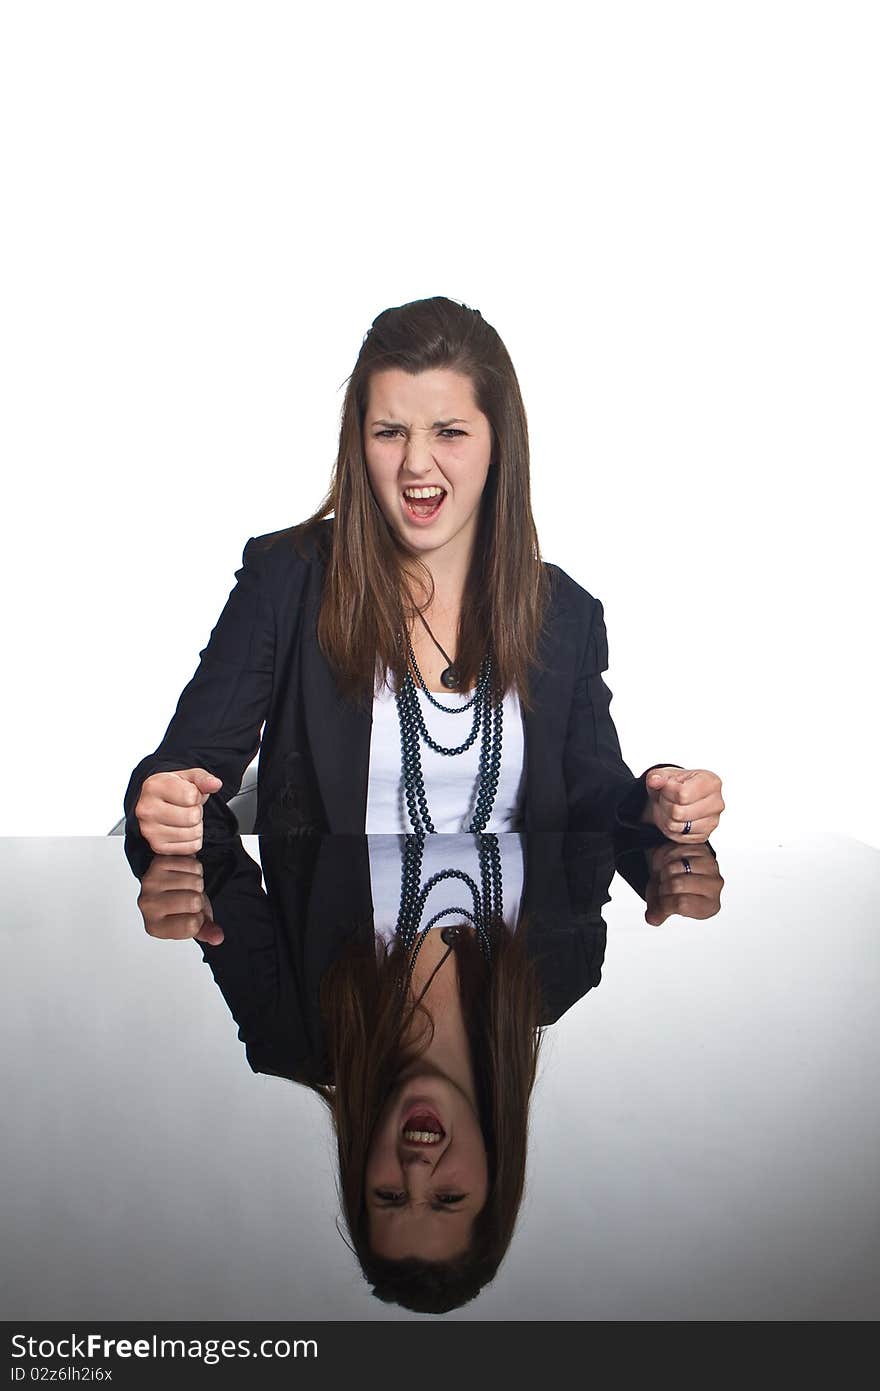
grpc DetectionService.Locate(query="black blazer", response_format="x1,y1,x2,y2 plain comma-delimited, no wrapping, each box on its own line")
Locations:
123,520,676,843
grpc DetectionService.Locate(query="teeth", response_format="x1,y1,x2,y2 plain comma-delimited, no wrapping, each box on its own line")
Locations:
403,487,444,499
403,1129,442,1143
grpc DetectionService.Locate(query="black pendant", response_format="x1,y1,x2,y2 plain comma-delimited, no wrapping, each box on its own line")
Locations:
440,664,460,690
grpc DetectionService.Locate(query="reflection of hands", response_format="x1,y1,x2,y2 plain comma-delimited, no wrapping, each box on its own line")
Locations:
137,855,224,946
643,767,724,842
643,841,724,926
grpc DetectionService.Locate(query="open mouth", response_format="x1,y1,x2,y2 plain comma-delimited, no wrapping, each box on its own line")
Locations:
401,1107,445,1145
401,486,447,523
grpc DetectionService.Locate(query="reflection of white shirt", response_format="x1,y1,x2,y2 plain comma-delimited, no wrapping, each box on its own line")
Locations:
367,833,526,946
365,681,526,834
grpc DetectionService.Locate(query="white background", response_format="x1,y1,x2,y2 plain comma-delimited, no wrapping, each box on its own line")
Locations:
1,0,876,845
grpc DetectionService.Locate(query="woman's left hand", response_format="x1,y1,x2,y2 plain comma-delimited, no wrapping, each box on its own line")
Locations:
643,767,724,842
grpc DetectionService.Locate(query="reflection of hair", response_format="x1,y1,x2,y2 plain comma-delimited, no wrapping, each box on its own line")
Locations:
291,295,550,711
312,921,544,1314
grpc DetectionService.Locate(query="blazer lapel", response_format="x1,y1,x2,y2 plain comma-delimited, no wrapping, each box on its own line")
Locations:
300,576,373,833
522,681,550,831
522,578,576,831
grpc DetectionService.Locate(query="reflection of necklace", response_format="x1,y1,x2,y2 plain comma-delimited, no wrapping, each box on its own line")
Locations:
396,832,502,984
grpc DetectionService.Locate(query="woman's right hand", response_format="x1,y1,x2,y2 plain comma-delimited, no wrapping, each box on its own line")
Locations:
134,767,224,854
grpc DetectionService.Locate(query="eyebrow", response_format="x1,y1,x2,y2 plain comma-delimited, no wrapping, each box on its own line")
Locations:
370,1198,469,1214
370,418,470,428
373,1207,468,1218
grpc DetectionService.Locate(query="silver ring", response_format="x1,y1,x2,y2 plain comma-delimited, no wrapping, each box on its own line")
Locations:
682,820,692,835
682,857,692,874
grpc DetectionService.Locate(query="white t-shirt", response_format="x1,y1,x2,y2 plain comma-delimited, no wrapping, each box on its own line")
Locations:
365,678,526,834
367,833,526,945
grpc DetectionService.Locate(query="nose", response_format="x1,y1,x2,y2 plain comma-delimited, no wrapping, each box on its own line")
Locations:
400,1154,438,1203
402,433,437,477
401,1149,434,1168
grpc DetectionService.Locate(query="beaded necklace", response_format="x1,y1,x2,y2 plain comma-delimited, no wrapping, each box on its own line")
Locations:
395,628,504,835
395,831,503,985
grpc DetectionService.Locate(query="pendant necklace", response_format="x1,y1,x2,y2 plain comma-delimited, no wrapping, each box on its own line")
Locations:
415,609,460,690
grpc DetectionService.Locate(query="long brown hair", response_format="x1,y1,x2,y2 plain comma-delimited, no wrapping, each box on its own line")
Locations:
292,295,551,710
313,921,545,1314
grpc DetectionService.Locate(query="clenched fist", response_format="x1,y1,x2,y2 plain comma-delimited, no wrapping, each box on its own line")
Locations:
642,767,724,842
137,854,223,946
644,841,724,925
134,767,223,855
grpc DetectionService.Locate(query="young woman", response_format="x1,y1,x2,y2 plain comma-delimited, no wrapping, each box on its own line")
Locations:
124,295,724,849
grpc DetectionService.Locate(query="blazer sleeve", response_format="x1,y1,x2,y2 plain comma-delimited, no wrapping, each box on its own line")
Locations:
122,536,276,840
565,594,681,836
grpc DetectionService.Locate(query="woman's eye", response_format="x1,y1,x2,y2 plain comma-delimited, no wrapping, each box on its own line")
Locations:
435,1194,466,1204
375,1190,404,1203
372,428,465,440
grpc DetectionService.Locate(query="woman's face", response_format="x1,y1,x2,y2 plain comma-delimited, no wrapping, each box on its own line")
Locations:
363,367,494,570
365,1069,490,1261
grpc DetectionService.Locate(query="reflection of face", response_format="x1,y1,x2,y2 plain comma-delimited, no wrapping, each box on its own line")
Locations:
363,367,493,567
365,1069,490,1260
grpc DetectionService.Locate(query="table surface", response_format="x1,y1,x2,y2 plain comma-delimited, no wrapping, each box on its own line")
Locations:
2,831,878,1323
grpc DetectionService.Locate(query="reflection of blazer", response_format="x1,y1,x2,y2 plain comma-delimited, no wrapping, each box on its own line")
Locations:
185,831,622,1084
123,520,676,843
